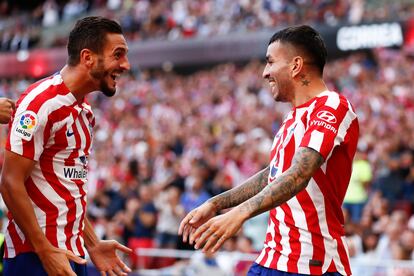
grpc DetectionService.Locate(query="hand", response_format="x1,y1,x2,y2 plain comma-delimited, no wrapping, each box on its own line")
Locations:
88,240,132,276
36,244,87,276
190,208,247,254
178,201,217,243
0,98,15,124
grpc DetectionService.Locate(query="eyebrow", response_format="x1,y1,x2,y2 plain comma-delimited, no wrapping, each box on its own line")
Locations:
113,47,128,54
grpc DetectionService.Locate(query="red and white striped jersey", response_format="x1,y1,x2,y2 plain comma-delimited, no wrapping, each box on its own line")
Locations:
5,73,95,258
256,91,359,275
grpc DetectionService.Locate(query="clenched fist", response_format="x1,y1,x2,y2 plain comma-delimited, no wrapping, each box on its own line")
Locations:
0,98,15,124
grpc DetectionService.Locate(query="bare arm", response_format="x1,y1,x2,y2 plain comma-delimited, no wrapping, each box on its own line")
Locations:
208,165,270,212
190,147,325,252
83,217,99,249
0,151,85,275
0,151,47,251
236,147,324,219
84,216,132,275
179,166,269,240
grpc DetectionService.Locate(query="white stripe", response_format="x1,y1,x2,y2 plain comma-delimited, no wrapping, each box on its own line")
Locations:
324,92,340,109
275,208,290,271
321,100,357,162
51,118,83,255
5,226,16,257
16,76,58,111
76,112,88,155
264,219,276,267
306,100,317,128
256,247,267,264
31,174,70,250
305,180,332,272
9,127,23,155
308,130,324,152
286,197,311,274
305,179,349,274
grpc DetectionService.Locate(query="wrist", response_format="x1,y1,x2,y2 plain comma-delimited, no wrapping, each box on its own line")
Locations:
206,198,220,214
33,239,53,254
233,203,252,222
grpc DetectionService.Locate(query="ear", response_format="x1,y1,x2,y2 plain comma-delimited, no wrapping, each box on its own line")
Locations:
290,56,304,78
79,49,95,68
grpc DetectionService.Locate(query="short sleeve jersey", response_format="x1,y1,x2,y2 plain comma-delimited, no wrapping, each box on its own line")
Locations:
256,91,359,276
4,74,95,258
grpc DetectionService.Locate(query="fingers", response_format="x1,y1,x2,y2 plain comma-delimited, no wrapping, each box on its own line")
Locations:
178,212,193,235
211,235,227,253
113,265,127,276
64,250,87,265
182,224,194,243
201,233,220,253
115,242,133,254
116,256,132,273
6,98,15,110
192,224,212,249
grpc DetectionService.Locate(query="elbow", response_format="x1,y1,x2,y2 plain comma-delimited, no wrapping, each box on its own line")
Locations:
0,175,16,201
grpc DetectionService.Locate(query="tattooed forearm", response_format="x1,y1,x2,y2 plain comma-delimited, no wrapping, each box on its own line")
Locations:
237,147,324,219
208,166,270,212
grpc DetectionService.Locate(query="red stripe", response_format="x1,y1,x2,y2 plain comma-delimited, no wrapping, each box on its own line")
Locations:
279,124,300,272
20,80,70,160
259,247,271,266
25,177,59,247
259,216,274,266
269,210,282,268
40,124,77,253
78,112,92,155
7,222,24,254
4,239,8,258
280,204,300,273
296,190,324,275
65,111,81,166
73,180,86,256
270,114,295,162
41,107,76,250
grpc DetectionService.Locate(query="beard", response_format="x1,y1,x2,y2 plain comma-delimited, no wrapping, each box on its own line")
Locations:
90,59,116,97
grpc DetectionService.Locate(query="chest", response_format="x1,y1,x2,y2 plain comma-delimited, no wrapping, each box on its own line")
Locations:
46,106,95,155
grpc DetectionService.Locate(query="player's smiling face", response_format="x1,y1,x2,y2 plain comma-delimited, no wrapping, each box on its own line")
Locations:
90,33,130,97
262,41,295,103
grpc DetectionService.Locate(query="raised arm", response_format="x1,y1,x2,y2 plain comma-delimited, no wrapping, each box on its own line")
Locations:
190,147,324,252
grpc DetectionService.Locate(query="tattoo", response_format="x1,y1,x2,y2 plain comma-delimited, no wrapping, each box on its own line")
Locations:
238,147,324,218
208,166,270,211
300,74,310,86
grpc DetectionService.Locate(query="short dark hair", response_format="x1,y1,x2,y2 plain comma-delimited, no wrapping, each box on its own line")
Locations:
67,16,123,66
269,25,327,75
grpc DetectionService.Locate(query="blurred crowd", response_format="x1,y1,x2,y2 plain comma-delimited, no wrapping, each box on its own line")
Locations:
0,45,413,274
2,0,414,51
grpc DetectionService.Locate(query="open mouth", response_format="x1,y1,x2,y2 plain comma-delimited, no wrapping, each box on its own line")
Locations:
111,72,121,82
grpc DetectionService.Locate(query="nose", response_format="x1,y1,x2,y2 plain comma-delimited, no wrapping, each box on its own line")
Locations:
263,64,270,79
121,56,131,71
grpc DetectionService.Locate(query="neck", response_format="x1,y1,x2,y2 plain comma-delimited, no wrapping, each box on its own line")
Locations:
291,76,328,107
60,65,96,102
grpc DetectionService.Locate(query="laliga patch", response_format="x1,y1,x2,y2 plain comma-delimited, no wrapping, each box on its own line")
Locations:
13,111,39,141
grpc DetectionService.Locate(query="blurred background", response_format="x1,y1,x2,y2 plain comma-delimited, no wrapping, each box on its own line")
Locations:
0,0,413,275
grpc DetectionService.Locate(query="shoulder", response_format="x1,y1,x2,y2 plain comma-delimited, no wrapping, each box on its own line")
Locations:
15,75,75,123
310,91,357,121
313,91,353,111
